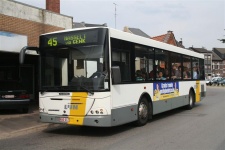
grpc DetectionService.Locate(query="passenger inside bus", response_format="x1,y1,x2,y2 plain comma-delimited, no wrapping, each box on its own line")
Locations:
136,70,145,81
149,65,159,79
171,64,181,79
157,71,166,80
171,64,178,79
89,63,107,78
163,69,169,79
193,67,198,79
183,67,191,79
177,66,182,79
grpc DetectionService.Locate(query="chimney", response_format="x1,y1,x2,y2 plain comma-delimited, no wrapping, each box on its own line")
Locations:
179,38,183,45
167,30,173,34
46,0,60,13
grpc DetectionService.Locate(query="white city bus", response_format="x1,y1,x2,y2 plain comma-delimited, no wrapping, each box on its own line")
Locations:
20,27,206,127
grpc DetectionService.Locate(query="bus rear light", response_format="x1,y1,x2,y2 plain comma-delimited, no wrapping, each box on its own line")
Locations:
19,94,29,99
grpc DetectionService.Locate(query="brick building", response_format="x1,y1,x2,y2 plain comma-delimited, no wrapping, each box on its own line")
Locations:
0,0,73,102
151,31,185,48
212,48,225,77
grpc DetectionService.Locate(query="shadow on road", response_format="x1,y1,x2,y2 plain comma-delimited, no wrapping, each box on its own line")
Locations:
43,104,202,137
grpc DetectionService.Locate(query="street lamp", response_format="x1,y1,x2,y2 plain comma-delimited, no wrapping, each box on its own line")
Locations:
113,3,118,29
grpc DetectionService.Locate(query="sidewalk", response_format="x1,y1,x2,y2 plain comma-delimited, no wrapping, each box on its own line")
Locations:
0,104,54,139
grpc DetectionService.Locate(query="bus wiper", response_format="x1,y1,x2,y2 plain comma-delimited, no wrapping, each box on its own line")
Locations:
80,85,94,95
79,84,94,95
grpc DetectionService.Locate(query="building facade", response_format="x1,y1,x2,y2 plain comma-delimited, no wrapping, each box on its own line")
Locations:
151,31,185,48
212,48,225,77
0,0,73,102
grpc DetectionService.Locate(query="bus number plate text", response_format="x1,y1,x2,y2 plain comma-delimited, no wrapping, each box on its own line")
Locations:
59,117,69,123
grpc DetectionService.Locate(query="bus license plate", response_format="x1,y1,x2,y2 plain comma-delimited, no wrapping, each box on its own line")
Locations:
4,95,15,98
59,117,69,123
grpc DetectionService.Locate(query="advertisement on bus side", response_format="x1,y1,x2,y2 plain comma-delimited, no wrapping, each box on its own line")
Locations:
153,82,179,101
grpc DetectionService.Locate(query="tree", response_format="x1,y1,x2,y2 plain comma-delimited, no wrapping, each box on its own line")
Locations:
218,29,225,43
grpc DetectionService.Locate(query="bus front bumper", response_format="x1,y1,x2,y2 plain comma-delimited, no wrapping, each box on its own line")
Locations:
40,113,112,127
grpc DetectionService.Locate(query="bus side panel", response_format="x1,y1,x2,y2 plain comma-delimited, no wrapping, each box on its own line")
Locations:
111,83,154,125
152,100,171,115
179,81,206,104
200,81,206,99
152,95,188,115
111,104,137,126
153,81,202,115
179,81,194,105
171,95,187,109
110,81,205,125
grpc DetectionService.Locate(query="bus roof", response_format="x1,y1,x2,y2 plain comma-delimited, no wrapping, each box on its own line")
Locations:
109,28,204,59
41,27,204,59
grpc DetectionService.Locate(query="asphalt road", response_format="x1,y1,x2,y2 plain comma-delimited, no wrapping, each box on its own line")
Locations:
0,86,225,150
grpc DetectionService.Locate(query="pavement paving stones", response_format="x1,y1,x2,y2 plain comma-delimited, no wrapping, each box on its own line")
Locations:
0,104,52,139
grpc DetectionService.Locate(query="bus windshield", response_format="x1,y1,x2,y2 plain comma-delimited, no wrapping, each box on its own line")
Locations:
39,28,109,92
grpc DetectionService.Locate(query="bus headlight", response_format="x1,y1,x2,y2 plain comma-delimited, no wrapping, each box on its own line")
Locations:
88,108,108,115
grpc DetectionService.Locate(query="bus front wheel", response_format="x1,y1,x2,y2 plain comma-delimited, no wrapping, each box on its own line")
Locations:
136,97,149,126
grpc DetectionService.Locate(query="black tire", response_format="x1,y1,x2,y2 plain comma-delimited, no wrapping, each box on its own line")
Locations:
135,97,149,126
186,91,195,110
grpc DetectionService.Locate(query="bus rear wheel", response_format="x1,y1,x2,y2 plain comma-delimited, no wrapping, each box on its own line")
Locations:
186,91,195,110
136,97,149,126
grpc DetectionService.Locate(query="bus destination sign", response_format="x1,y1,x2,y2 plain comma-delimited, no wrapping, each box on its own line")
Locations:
42,30,98,47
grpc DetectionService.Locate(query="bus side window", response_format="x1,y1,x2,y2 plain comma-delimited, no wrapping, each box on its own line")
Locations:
183,67,191,79
136,70,146,81
183,56,191,80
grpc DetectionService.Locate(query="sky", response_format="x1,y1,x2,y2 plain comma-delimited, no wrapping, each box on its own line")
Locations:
15,0,225,50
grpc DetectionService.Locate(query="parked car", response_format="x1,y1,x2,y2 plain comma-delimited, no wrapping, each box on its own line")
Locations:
0,66,30,113
0,90,30,113
205,79,210,85
208,77,223,86
214,77,224,86
218,78,225,86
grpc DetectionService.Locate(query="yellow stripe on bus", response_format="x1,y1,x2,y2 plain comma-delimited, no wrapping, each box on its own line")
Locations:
196,81,200,102
68,92,88,125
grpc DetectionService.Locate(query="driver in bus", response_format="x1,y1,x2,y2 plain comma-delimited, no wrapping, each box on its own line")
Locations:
89,63,107,78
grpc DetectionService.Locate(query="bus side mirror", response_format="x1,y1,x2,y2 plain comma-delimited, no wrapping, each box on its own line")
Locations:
111,66,121,84
19,46,39,64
